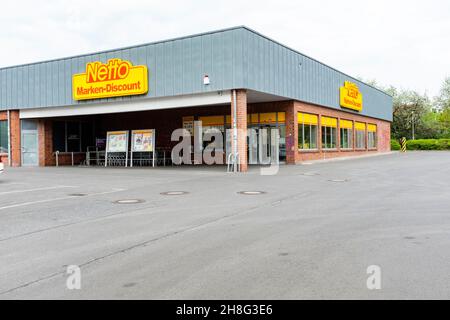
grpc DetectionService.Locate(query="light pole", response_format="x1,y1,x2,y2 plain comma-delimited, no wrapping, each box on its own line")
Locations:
411,111,415,140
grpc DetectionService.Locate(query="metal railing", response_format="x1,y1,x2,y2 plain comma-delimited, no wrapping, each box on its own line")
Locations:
227,153,240,173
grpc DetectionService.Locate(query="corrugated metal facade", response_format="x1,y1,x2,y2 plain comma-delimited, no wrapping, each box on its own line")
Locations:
0,26,392,121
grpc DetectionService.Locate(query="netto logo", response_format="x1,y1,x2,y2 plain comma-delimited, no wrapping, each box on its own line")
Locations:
348,87,359,99
86,59,131,83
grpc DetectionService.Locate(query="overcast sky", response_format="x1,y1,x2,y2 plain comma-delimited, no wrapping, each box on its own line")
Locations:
1,0,448,97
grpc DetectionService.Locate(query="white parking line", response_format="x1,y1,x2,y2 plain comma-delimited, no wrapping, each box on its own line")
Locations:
0,185,76,196
0,189,126,211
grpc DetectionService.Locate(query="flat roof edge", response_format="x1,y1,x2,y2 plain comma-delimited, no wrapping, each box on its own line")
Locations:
0,25,392,98
239,26,393,98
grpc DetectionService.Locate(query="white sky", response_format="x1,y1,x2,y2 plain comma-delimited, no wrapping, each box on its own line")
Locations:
1,0,449,97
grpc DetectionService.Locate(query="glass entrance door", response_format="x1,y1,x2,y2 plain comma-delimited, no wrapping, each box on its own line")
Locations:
21,120,39,166
248,125,283,165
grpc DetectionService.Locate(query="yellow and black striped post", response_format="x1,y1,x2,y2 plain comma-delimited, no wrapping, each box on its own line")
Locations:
400,137,407,152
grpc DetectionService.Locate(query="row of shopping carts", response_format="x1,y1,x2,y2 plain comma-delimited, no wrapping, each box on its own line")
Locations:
85,147,174,167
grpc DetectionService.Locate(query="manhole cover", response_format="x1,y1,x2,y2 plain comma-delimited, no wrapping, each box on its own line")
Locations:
160,191,189,196
328,179,349,183
237,191,266,195
68,193,88,197
114,199,145,204
302,172,319,176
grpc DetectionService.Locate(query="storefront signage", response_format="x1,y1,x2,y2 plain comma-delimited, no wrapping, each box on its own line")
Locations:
340,81,363,112
106,131,128,153
131,129,154,152
182,116,194,135
130,129,156,167
73,59,148,101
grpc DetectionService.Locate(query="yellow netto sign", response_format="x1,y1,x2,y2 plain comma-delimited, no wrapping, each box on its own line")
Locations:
73,59,148,101
340,81,363,112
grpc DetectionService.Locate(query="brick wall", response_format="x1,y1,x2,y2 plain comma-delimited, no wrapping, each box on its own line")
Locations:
54,153,86,166
0,110,20,166
15,97,390,168
9,111,21,166
289,100,391,163
0,111,7,164
38,119,55,166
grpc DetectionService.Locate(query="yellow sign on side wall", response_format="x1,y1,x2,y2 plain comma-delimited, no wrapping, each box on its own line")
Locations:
340,81,363,112
73,59,148,101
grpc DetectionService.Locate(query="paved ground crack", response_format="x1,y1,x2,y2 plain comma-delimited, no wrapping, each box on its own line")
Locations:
0,190,311,296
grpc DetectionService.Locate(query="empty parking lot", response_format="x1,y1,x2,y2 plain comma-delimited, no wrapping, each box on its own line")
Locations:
0,152,449,299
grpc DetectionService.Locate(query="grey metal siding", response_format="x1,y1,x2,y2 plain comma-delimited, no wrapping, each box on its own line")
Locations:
0,26,392,121
0,29,243,110
242,29,392,121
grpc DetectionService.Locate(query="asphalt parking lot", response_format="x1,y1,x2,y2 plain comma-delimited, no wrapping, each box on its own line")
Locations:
0,151,449,299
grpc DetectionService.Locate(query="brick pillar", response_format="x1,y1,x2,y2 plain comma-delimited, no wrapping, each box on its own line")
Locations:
38,119,54,166
285,101,297,164
231,89,247,172
9,110,21,167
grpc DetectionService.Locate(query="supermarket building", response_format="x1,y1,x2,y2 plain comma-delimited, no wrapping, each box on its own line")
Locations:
0,26,392,172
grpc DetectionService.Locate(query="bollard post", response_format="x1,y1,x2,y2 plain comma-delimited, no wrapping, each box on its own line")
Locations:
400,137,407,152
55,151,59,167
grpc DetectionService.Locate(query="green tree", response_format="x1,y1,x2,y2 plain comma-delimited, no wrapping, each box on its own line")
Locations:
435,77,450,110
391,89,432,140
438,108,450,138
421,110,442,138
358,77,450,140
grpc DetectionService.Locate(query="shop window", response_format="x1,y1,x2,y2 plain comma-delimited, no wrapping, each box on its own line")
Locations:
247,113,259,125
81,122,95,152
278,124,286,161
277,112,286,124
339,119,353,149
67,122,81,152
297,112,318,150
199,116,225,150
368,124,377,149
259,113,277,124
53,121,66,152
355,122,366,149
53,120,94,153
0,120,8,154
321,116,337,149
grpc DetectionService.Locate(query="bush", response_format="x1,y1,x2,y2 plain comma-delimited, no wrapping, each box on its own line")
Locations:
406,139,450,150
391,139,401,150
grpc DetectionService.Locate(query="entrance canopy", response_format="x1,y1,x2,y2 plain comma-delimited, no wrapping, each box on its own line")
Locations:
19,90,289,119
20,91,231,119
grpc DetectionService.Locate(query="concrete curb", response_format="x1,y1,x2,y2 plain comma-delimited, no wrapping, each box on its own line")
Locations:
297,151,397,165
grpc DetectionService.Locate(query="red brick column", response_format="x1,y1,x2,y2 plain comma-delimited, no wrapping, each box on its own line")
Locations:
9,110,21,167
285,101,297,164
378,121,391,152
38,119,54,166
231,89,248,172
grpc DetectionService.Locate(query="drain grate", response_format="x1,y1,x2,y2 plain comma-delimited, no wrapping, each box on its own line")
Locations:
113,199,145,204
237,191,266,195
160,191,189,196
68,193,88,197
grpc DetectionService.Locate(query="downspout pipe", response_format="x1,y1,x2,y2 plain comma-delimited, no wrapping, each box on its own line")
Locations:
232,90,238,172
